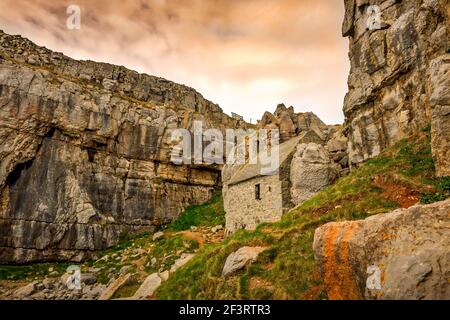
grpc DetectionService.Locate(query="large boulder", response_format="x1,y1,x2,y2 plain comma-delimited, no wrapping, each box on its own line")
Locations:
313,200,450,300
290,143,339,205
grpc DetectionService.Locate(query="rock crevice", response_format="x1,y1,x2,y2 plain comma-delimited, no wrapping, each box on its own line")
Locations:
0,30,245,263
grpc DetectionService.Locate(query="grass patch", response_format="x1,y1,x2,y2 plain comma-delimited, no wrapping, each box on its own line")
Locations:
156,129,448,300
111,279,141,299
144,235,199,274
166,192,225,231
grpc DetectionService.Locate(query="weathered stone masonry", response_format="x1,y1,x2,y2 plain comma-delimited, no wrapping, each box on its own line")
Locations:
223,137,301,234
223,129,341,234
0,30,245,263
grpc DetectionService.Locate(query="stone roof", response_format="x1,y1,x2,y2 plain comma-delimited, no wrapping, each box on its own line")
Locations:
226,135,303,186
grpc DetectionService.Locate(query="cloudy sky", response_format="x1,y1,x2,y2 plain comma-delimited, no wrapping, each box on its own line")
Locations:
0,0,350,124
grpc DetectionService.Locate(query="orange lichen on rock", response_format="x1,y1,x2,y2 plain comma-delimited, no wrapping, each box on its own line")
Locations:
315,200,450,300
321,222,362,300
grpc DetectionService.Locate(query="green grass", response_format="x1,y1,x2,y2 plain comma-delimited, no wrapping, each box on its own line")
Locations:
143,235,199,275
0,262,70,281
165,192,225,231
155,128,449,300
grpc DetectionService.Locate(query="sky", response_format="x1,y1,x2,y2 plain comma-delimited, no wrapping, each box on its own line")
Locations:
0,0,350,124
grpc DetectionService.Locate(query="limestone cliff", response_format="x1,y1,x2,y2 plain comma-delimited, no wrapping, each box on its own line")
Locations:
309,1,450,299
0,30,245,263
342,0,450,176
223,105,345,234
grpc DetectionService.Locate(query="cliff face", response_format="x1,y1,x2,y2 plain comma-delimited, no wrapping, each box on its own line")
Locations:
310,1,450,300
0,31,244,263
343,0,450,176
314,199,450,300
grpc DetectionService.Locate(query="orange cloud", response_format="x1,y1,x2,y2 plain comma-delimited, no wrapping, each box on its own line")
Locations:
0,0,349,124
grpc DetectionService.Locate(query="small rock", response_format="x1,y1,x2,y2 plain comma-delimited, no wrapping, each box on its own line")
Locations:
102,78,118,90
158,270,170,281
222,247,266,276
152,231,164,241
170,253,195,273
35,282,45,291
98,255,109,262
119,265,132,275
81,273,97,285
150,257,157,266
98,274,133,300
90,284,106,298
60,273,70,287
42,278,55,290
183,242,191,248
30,291,46,300
130,253,141,259
27,57,37,65
190,226,198,231
79,73,91,81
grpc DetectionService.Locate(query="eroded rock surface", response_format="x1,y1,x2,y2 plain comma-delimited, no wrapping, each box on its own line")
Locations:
290,143,340,205
0,31,244,263
313,199,450,300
